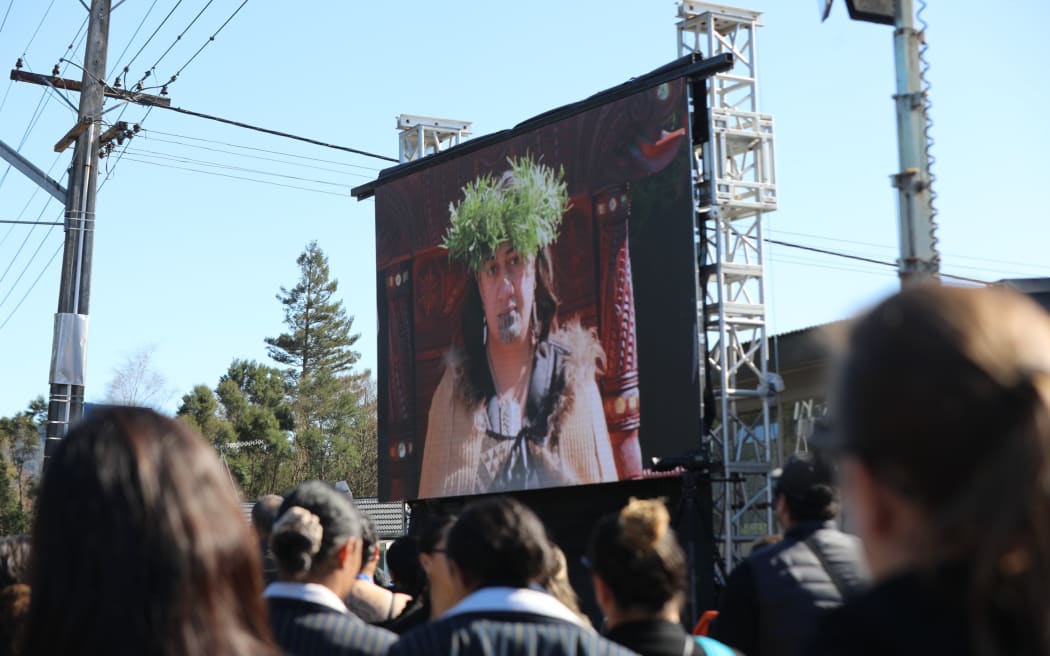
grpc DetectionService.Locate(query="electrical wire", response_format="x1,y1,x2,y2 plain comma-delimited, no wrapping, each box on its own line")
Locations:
0,0,15,38
107,0,160,81
0,185,59,285
137,0,215,88
127,139,375,176
153,104,399,162
118,146,370,183
768,228,1047,275
766,238,990,285
117,156,352,197
142,129,382,171
120,0,184,87
0,215,60,311
0,240,62,333
22,0,57,56
168,0,248,83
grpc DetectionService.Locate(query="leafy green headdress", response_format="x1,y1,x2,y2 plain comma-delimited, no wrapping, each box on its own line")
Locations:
442,156,569,273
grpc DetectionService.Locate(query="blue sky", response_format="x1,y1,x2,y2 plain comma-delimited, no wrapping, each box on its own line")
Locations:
1,0,1047,418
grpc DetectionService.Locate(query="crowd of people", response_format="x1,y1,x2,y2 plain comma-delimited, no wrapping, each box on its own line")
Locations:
0,283,1046,656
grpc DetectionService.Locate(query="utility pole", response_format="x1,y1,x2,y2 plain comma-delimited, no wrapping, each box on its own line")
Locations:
891,0,939,287
822,0,940,287
44,0,110,464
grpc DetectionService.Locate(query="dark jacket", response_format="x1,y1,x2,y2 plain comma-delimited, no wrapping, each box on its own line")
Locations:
709,520,869,656
391,610,636,656
807,563,1045,656
268,597,397,656
605,619,734,656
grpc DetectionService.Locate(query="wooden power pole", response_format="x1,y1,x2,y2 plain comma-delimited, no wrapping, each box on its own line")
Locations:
43,0,111,463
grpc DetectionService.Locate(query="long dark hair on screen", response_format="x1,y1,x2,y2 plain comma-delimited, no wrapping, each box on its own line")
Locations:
22,406,276,656
833,285,1050,656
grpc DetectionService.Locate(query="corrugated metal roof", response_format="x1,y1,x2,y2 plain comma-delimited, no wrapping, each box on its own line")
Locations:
241,498,409,540
355,497,410,539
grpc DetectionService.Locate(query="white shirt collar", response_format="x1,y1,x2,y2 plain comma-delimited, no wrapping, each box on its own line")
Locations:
443,586,585,626
264,581,349,615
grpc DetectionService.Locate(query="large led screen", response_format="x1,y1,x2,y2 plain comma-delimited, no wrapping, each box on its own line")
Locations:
362,64,705,501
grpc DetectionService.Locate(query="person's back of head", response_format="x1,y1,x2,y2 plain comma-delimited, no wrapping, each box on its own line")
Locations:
416,513,458,618
252,494,284,541
831,284,1050,655
23,406,276,656
358,514,379,573
539,543,589,625
772,452,839,524
587,497,686,619
385,536,423,596
270,480,364,586
446,496,551,591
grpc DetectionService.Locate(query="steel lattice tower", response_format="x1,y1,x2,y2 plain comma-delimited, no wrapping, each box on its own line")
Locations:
677,1,780,571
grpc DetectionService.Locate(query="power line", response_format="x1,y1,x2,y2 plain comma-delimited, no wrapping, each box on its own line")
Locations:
769,227,1048,272
142,128,382,171
766,237,991,285
169,0,248,83
0,213,61,312
0,241,62,333
120,0,184,84
154,104,399,162
139,0,215,87
119,156,352,197
0,0,14,37
107,0,160,80
22,0,57,56
127,139,375,176
119,146,369,183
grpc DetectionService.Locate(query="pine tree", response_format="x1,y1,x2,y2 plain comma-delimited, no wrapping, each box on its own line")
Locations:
265,241,361,381
260,241,377,496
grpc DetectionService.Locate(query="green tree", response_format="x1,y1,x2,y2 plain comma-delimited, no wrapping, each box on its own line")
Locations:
177,361,294,499
265,242,378,496
265,241,361,381
0,397,46,533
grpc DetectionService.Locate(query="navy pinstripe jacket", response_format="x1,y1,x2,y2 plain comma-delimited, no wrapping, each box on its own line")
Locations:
268,597,398,656
390,611,639,656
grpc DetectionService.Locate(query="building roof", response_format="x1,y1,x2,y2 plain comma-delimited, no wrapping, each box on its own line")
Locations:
241,497,409,541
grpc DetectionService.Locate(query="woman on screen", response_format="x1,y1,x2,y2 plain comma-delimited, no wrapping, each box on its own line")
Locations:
418,155,617,498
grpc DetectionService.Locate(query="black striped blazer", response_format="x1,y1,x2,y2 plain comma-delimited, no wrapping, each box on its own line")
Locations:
390,611,640,656
268,597,398,656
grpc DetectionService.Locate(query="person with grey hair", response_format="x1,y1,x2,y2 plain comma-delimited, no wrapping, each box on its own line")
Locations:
252,494,284,585
266,481,396,656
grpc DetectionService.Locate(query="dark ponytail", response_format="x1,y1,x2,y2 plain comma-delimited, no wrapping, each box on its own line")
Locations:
271,481,362,581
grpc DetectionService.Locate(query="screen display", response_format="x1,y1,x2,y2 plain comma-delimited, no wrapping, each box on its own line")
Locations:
369,75,701,500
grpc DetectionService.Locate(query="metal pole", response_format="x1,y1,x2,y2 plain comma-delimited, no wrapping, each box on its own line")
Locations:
892,0,938,287
44,0,110,466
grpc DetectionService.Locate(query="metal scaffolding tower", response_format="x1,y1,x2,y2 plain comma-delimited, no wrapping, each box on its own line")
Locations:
396,114,472,163
678,1,779,571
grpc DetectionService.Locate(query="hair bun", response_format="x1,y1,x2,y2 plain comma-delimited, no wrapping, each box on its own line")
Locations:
618,498,670,551
273,506,324,556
